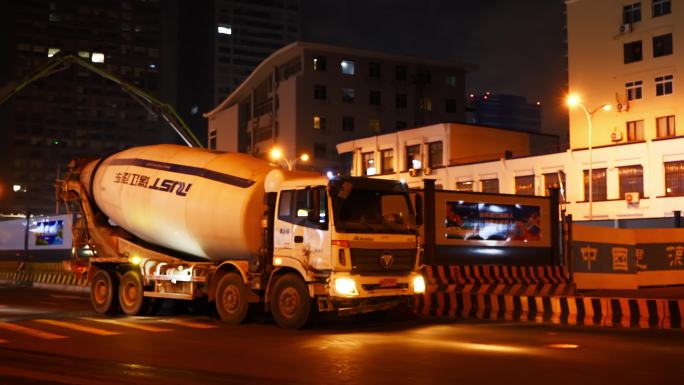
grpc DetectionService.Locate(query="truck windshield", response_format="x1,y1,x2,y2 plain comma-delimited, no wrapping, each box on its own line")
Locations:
331,182,416,234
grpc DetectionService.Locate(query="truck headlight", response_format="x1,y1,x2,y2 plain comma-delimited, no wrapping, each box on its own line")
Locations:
334,277,358,296
413,275,426,294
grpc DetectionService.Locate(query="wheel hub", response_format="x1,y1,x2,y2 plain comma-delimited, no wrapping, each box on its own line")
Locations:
222,286,240,314
279,287,300,318
94,280,108,304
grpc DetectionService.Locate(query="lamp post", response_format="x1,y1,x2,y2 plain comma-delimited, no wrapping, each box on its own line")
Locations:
270,147,309,171
566,95,611,220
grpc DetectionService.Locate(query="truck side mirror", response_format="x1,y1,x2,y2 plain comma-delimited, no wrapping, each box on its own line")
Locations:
307,188,320,224
414,194,423,226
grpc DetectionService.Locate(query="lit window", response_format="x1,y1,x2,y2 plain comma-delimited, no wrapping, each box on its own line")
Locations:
665,161,684,196
515,175,535,196
47,48,60,58
456,181,473,191
340,60,355,75
369,119,381,133
78,51,90,59
626,120,644,141
217,24,232,35
656,115,675,138
313,56,326,71
362,152,375,176
91,52,105,63
313,115,326,130
190,106,199,115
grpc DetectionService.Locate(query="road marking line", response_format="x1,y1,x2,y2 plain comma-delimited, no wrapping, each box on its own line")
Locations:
160,318,218,329
82,318,172,332
0,322,67,340
34,319,120,336
0,338,7,343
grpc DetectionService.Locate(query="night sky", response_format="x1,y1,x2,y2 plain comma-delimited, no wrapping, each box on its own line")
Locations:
302,0,568,142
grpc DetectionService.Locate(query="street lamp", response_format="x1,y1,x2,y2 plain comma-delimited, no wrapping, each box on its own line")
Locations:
566,94,611,220
270,147,309,171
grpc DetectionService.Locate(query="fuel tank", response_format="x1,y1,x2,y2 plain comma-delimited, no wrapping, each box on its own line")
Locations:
82,144,277,261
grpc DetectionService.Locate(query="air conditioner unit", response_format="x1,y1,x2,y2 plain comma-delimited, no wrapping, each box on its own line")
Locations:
409,168,418,177
619,23,632,34
423,167,432,175
625,192,640,205
611,130,623,142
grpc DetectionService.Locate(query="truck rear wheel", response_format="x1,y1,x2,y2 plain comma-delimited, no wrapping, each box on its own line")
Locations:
215,272,249,324
91,269,119,314
119,270,148,316
270,274,311,329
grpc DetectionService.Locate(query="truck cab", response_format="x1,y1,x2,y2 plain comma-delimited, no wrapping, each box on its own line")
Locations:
266,171,425,324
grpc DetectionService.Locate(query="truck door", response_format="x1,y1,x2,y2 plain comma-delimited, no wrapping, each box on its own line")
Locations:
273,188,331,273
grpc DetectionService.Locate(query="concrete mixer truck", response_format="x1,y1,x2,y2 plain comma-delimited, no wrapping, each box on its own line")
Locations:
60,144,425,328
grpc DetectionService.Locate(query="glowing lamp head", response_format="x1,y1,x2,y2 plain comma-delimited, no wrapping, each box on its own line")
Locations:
413,275,426,294
602,104,612,111
130,256,142,265
270,147,283,161
299,153,310,162
566,94,580,107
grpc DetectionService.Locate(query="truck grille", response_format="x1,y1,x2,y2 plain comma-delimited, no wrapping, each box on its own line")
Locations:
349,248,415,275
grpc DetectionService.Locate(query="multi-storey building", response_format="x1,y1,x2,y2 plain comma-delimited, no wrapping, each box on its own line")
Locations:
466,93,542,134
176,0,300,143
0,0,177,215
339,0,683,228
205,41,475,172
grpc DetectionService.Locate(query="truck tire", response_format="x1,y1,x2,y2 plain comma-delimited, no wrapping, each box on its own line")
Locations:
215,272,249,324
270,274,311,329
118,270,148,316
90,269,119,314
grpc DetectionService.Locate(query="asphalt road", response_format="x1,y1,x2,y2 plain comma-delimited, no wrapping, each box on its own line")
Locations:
1,284,683,385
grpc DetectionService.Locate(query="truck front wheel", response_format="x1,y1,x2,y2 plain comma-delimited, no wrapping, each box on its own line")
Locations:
91,269,119,314
270,274,311,329
215,272,249,324
119,271,148,316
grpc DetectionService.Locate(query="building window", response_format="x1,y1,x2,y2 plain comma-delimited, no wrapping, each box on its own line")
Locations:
653,33,673,57
543,171,566,196
653,0,671,17
623,2,641,24
395,65,407,81
656,75,674,96
656,115,676,138
406,144,421,170
427,141,443,168
445,98,457,113
313,56,327,71
340,60,355,75
665,161,684,196
369,119,381,133
618,165,644,198
583,168,608,201
313,84,326,100
626,80,643,100
396,93,407,109
47,47,60,58
417,69,431,84
626,120,644,141
515,175,535,196
341,88,355,103
314,143,327,159
455,181,474,191
480,178,499,193
420,97,433,111
342,116,355,131
396,121,407,130
445,74,458,87
313,115,326,130
217,24,232,35
369,62,381,78
362,151,375,175
369,90,381,106
624,41,643,63
380,149,394,174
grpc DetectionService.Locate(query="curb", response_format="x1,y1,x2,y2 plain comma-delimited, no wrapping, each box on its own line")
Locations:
414,291,684,330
